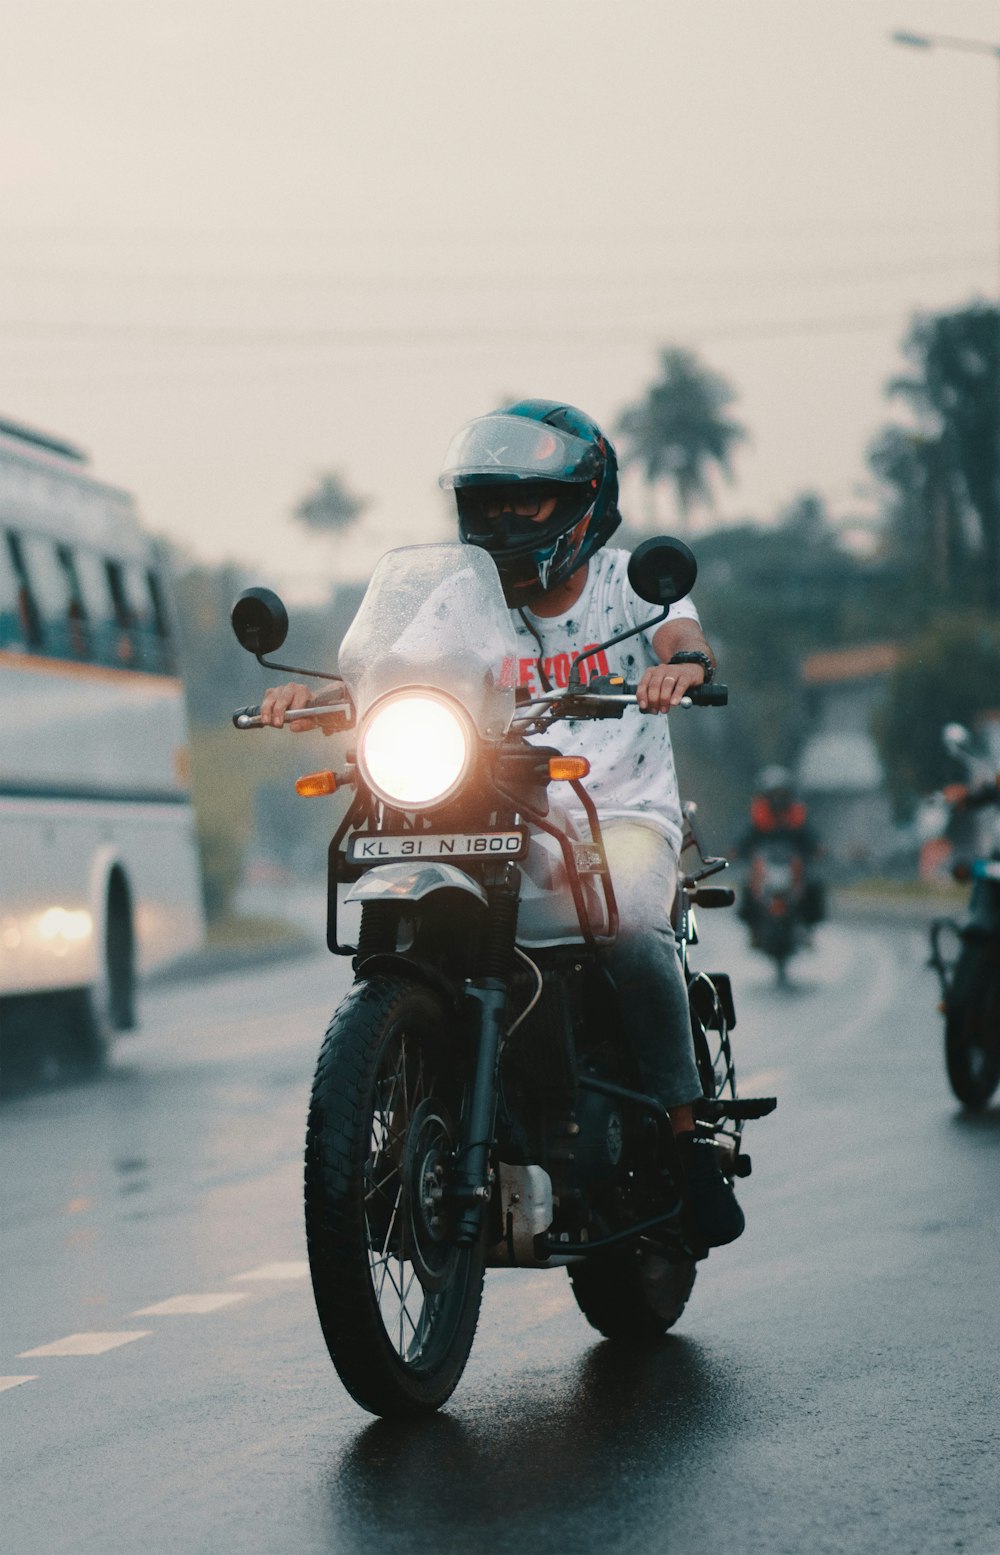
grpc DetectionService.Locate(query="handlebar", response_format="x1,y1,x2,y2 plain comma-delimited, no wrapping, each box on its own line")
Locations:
232,701,352,730
233,680,728,731
515,680,728,715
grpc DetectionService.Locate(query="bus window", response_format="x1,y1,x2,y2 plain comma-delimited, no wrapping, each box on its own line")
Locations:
123,561,175,673
5,532,44,650
104,559,138,665
73,546,119,666
55,545,91,658
17,532,89,660
0,530,30,650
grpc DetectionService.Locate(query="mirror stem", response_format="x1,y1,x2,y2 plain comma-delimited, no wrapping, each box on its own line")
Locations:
255,652,341,681
567,607,669,688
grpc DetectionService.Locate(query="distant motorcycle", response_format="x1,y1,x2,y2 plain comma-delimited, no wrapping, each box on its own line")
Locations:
230,537,775,1418
744,839,810,984
928,724,1000,1110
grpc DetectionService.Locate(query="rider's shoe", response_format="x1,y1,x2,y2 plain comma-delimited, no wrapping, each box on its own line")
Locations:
675,1129,746,1247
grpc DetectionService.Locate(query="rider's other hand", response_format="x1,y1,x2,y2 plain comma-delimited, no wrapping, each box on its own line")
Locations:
636,661,705,713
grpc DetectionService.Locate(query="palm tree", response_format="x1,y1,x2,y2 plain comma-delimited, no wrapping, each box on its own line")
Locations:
293,470,368,536
617,348,746,527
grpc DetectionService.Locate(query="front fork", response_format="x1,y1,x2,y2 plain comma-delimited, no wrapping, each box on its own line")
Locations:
453,864,520,1244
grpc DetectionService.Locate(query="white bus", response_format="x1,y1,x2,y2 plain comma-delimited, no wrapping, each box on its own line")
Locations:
0,416,204,1064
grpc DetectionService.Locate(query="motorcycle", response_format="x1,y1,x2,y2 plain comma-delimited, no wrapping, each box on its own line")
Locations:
231,536,776,1418
744,839,810,984
928,722,1000,1110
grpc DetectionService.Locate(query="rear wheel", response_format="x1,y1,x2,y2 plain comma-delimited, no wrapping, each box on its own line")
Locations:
945,954,1000,1110
304,974,485,1417
568,1244,696,1340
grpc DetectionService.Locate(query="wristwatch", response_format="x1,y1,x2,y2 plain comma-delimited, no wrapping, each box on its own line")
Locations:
668,650,715,684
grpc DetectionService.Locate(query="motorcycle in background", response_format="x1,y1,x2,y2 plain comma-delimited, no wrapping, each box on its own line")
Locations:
928,723,1000,1110
230,537,775,1418
743,840,810,984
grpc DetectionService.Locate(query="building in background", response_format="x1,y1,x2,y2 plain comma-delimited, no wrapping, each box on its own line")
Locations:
796,644,902,876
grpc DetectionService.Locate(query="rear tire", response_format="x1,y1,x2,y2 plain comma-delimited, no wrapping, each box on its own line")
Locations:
304,974,486,1417
945,953,1000,1110
568,1244,696,1340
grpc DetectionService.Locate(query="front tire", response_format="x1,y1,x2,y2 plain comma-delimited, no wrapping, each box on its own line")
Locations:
304,974,485,1417
945,952,1000,1110
568,1244,696,1340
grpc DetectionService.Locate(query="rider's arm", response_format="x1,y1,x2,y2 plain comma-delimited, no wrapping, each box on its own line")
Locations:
635,618,717,713
259,679,346,733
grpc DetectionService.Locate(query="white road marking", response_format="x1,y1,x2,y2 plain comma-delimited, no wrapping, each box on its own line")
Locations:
231,1261,309,1282
740,1068,785,1094
19,1332,152,1357
0,1375,38,1391
130,1293,248,1316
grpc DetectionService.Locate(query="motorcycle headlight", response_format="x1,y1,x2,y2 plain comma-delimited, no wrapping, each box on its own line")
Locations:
358,692,474,809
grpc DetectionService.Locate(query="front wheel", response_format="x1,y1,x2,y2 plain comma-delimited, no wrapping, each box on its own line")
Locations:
568,1244,696,1341
945,953,1000,1110
304,974,485,1417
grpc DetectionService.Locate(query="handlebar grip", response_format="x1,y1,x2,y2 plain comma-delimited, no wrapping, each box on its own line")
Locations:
233,705,264,729
686,683,728,706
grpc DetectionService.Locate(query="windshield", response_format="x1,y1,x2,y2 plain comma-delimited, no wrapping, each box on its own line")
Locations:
337,543,518,736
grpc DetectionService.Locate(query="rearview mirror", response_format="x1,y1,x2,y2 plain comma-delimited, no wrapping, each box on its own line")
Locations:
627,537,698,607
942,723,972,758
231,587,289,656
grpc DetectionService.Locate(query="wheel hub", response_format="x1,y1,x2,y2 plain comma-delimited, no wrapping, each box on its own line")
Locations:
402,1100,459,1293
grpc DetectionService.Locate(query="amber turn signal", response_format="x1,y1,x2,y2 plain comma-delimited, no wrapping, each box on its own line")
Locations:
295,770,337,797
548,756,590,782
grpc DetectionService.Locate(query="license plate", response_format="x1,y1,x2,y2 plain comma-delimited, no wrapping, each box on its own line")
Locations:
347,830,526,864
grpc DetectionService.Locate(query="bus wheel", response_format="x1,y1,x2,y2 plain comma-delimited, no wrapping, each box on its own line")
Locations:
82,874,136,1063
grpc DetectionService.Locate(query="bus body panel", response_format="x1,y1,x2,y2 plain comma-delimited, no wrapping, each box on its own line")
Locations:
0,796,203,995
0,418,204,1012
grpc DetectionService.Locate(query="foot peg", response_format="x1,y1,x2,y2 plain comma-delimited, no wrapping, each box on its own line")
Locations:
696,1096,777,1122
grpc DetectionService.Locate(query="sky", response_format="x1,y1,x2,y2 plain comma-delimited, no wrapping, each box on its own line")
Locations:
0,0,998,598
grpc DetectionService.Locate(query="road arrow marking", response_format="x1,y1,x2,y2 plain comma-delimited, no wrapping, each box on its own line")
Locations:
0,1375,38,1391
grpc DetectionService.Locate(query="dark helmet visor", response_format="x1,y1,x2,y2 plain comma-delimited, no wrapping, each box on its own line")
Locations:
456,483,592,558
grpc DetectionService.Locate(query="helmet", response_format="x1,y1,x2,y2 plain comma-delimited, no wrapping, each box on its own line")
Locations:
757,766,794,798
439,399,621,601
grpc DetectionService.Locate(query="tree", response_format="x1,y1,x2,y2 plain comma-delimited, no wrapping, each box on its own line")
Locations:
616,347,746,526
873,614,1000,816
293,470,368,536
870,302,1000,610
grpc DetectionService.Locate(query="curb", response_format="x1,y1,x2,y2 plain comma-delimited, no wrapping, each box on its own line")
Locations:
146,931,322,986
831,889,963,931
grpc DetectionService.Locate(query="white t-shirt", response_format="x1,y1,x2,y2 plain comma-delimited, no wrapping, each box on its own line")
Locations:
513,547,700,857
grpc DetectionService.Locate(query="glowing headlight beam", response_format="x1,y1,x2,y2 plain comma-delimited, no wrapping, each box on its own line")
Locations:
360,695,471,808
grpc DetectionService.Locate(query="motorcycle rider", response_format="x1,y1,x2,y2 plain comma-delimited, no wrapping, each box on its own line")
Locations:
260,398,744,1248
737,766,825,928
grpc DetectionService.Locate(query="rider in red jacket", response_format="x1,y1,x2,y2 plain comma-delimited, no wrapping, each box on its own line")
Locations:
738,767,825,924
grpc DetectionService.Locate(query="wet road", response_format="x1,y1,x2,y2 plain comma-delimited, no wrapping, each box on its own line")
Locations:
3,911,1000,1555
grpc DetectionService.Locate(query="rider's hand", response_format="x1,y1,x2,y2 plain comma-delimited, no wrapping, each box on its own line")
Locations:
636,660,705,713
260,679,346,734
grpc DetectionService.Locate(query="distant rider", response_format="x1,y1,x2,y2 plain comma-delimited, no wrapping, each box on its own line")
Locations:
260,399,744,1248
738,766,825,927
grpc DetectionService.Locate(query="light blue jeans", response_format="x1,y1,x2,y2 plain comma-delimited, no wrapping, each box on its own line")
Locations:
599,820,702,1109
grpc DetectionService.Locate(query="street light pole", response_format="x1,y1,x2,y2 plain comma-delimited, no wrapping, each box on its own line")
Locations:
892,28,1000,608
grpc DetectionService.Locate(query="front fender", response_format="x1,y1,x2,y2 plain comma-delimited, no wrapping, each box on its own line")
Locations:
344,861,489,909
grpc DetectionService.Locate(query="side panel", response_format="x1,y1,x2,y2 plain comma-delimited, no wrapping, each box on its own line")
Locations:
0,795,204,995
0,659,203,997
